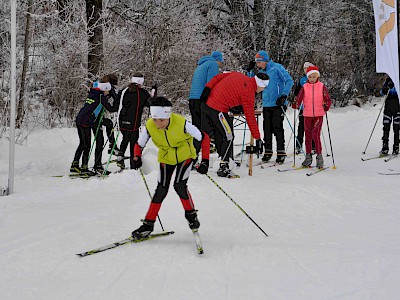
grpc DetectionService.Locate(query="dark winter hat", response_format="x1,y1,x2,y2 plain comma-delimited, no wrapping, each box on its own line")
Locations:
148,96,172,119
306,66,320,77
211,51,224,62
255,50,269,62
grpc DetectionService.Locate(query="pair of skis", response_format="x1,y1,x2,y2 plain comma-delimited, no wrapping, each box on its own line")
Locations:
361,154,397,162
76,229,203,257
277,165,329,176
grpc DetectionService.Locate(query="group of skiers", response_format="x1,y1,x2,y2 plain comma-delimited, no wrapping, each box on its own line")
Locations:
70,49,399,241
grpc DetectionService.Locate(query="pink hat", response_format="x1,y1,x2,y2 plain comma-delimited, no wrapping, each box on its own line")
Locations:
306,66,320,77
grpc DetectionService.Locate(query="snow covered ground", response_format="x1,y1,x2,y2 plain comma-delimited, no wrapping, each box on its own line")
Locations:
1,102,400,300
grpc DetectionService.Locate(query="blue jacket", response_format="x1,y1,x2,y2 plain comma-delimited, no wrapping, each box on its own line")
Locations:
258,60,294,107
189,56,219,100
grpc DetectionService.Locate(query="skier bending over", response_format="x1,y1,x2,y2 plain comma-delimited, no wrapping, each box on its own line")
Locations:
130,96,210,240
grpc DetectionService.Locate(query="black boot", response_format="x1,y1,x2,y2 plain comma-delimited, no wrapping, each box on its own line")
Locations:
261,151,273,163
132,219,155,240
185,210,200,230
380,142,389,156
70,161,80,173
275,151,286,164
217,162,237,178
393,145,399,156
94,165,111,176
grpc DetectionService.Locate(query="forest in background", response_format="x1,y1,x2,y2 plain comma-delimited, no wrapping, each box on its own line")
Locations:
0,0,384,133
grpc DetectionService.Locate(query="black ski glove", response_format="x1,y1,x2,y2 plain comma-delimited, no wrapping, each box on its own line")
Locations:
131,157,142,170
255,139,264,155
246,61,256,72
200,87,211,103
196,159,209,174
276,95,287,107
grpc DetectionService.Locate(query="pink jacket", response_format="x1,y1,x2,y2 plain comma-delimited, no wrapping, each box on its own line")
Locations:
296,81,332,117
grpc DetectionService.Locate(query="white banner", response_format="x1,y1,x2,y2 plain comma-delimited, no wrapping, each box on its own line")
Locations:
373,0,399,94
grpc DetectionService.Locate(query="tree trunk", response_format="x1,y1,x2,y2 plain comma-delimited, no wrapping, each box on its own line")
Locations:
86,0,103,80
16,0,33,128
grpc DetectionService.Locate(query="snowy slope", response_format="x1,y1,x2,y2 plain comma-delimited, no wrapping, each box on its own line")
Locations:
1,103,400,300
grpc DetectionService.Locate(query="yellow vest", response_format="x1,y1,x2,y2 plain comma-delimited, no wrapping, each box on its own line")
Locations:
146,113,197,164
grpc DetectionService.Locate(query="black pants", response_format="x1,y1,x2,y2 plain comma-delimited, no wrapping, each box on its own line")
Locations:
382,98,400,149
73,124,91,167
120,130,139,168
263,106,285,152
102,118,116,147
144,159,195,221
91,120,105,168
201,103,234,162
297,111,305,147
189,100,202,154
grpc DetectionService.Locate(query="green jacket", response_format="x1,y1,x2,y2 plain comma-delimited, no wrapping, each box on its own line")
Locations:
146,113,197,164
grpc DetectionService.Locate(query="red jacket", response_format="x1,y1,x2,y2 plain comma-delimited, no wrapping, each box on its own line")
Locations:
205,72,261,140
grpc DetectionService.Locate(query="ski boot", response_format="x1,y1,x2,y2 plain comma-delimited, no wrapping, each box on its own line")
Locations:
316,154,324,168
117,156,126,169
79,165,96,176
393,145,399,156
185,210,200,230
275,151,286,165
261,151,273,163
217,162,237,178
131,219,155,240
380,142,389,157
302,154,313,167
70,161,80,173
295,147,303,155
93,165,111,176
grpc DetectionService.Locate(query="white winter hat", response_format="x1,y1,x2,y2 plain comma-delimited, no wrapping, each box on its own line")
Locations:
303,61,314,69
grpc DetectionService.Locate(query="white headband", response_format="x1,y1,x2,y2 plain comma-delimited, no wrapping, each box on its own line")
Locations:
307,70,320,77
97,82,112,91
255,75,269,88
150,106,172,119
131,76,144,85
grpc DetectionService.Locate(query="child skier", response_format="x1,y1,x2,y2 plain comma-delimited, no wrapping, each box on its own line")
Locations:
116,73,154,169
295,66,332,168
292,61,315,154
379,76,400,156
130,96,210,240
70,74,119,174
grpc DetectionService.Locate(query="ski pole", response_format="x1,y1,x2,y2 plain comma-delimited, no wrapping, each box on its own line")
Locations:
102,130,121,176
285,109,300,152
205,174,268,237
139,168,164,231
88,107,105,165
362,91,388,154
293,108,296,167
325,112,336,169
281,106,305,157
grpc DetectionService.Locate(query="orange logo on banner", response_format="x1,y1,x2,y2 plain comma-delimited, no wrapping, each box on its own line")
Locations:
379,0,396,45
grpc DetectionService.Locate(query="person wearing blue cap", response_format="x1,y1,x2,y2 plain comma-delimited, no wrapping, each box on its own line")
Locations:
188,51,224,159
255,50,294,164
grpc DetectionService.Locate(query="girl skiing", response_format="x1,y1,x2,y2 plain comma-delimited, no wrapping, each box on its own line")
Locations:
130,96,210,240
295,66,332,168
